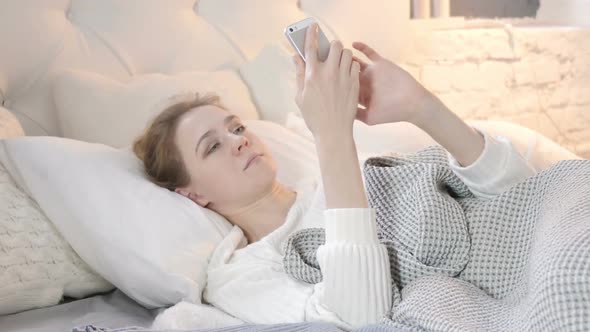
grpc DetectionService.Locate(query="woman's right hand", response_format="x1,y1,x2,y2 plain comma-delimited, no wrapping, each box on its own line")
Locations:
293,23,360,144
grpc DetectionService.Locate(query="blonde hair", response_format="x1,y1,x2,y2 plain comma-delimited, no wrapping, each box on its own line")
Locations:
133,93,225,191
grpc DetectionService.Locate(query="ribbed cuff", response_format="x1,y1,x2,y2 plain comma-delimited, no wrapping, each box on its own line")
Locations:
447,126,510,183
324,208,379,244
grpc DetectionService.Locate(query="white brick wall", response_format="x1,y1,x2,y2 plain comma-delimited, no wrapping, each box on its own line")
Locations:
403,22,590,158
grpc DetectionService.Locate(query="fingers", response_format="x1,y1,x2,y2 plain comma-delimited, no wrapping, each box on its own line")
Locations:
304,23,319,65
352,41,381,62
339,49,352,77
293,55,305,95
350,60,360,77
352,55,368,71
327,40,344,69
351,60,361,101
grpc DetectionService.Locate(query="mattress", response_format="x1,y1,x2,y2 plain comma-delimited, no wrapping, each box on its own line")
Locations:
0,290,158,332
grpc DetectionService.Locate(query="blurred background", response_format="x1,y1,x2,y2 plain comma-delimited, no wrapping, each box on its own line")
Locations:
402,0,590,158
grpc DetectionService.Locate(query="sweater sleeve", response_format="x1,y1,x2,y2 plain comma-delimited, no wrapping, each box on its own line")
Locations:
311,208,392,329
447,126,537,199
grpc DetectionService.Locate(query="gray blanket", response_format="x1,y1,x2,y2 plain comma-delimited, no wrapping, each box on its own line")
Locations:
72,323,414,332
283,145,590,331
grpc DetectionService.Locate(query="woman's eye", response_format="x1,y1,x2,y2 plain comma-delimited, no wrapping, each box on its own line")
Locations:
234,125,246,134
205,125,245,156
207,142,220,155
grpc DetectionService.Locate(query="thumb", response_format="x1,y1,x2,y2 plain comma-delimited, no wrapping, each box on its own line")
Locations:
352,42,382,62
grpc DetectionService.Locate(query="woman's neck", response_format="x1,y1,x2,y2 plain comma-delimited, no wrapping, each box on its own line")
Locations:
224,181,297,243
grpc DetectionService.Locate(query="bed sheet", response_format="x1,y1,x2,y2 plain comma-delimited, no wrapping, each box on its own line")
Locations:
0,290,157,332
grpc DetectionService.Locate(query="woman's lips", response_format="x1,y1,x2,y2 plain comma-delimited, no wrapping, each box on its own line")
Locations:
244,153,263,171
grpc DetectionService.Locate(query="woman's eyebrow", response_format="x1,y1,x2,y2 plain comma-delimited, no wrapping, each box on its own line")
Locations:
195,115,239,153
195,130,214,154
224,114,238,125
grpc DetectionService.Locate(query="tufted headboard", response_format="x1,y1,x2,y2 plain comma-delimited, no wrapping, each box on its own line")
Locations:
2,1,588,158
0,0,410,137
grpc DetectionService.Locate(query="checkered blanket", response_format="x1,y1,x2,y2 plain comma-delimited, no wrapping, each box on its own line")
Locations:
283,145,590,331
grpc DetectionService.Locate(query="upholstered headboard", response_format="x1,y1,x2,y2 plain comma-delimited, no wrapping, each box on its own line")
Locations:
1,1,588,158
0,0,410,136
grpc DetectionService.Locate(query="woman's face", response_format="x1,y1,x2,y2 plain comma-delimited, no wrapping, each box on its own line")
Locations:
174,105,277,212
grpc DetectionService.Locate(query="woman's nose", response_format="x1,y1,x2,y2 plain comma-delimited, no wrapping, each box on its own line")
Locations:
232,135,249,155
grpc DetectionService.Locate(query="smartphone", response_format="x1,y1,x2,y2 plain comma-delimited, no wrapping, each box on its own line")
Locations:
284,17,331,62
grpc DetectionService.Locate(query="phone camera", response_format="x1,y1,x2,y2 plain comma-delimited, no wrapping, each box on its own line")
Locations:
289,28,293,32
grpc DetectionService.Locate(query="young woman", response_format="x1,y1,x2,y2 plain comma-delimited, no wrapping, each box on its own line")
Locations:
133,24,536,330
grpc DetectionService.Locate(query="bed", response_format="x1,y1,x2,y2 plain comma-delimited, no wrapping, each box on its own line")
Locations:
0,290,157,332
0,1,588,332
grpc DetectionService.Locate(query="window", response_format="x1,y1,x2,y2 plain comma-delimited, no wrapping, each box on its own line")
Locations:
451,0,540,18
411,0,540,19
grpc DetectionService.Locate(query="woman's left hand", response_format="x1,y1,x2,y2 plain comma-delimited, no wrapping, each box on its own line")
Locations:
293,23,361,144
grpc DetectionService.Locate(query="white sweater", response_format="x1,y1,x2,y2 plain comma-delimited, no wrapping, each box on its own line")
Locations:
203,127,537,330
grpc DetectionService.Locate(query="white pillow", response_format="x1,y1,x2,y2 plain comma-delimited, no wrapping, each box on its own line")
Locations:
0,120,319,309
467,119,583,170
285,112,438,156
0,107,112,315
239,43,301,125
0,137,229,309
52,69,260,148
0,161,113,315
285,113,582,172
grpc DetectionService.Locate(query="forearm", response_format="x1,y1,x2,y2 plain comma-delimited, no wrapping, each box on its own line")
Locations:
411,94,485,167
312,136,390,327
315,136,368,209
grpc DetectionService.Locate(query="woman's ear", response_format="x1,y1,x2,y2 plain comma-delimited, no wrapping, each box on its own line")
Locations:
174,188,210,208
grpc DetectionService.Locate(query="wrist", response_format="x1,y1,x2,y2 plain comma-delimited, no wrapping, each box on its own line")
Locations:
408,92,446,129
315,135,359,163
313,130,355,150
